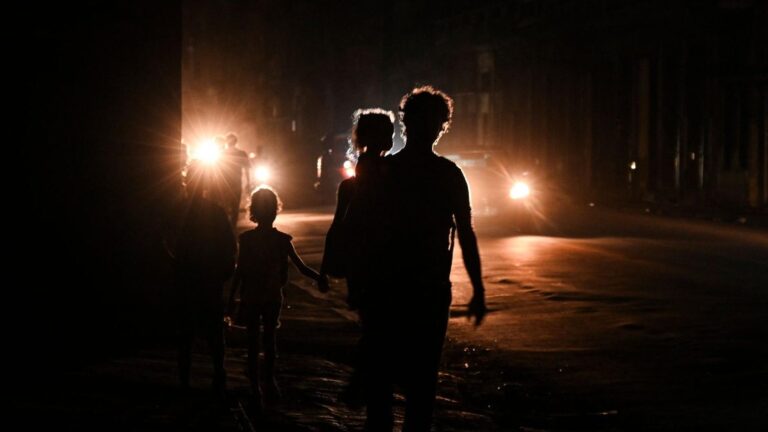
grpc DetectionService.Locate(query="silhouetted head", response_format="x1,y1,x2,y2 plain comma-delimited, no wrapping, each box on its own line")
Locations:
225,132,238,149
351,108,395,156
399,86,453,150
249,186,282,225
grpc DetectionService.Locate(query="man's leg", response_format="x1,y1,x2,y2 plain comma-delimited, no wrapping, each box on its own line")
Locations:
402,291,451,432
361,299,395,432
402,330,445,431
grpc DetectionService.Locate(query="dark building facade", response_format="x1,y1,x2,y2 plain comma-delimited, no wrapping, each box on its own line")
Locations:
23,2,183,363
394,0,768,209
184,0,767,209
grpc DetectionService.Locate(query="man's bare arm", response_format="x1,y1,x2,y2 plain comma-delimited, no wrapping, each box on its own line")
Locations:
455,210,484,296
453,172,487,325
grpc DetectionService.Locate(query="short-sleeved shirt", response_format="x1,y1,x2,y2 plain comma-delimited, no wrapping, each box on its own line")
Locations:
237,227,293,304
384,150,472,285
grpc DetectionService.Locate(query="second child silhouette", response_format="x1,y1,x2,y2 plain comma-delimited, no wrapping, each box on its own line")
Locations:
321,108,395,407
228,187,329,410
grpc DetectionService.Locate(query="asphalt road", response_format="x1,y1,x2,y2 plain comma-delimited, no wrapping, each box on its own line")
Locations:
250,203,768,431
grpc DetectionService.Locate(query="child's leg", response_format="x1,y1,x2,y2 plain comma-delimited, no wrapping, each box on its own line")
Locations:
263,324,277,374
262,302,282,400
246,311,262,391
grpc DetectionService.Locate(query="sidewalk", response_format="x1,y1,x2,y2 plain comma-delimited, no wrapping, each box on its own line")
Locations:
581,194,768,229
616,202,768,229
21,277,496,431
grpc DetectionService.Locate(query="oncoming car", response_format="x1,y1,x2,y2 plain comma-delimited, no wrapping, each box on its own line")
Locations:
442,148,545,232
184,136,277,210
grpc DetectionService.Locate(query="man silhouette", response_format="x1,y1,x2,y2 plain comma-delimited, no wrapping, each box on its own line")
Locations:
361,86,487,431
220,132,251,227
166,161,236,397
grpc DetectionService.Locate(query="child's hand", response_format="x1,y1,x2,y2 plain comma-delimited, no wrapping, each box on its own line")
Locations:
317,275,330,293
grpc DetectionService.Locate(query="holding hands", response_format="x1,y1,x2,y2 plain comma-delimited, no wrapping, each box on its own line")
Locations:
317,274,331,293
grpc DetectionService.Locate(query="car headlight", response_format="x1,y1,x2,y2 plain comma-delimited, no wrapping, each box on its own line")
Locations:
343,160,355,178
254,165,271,183
509,181,530,200
191,139,222,165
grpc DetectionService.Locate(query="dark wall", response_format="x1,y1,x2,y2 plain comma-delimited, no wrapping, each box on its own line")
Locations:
20,2,182,370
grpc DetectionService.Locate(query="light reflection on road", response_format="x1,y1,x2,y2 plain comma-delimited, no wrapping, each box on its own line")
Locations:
260,208,768,427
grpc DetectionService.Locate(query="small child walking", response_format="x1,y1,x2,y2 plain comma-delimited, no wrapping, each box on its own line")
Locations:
228,187,329,408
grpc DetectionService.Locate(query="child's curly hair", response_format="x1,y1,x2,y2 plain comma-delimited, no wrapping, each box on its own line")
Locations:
249,186,282,224
351,108,395,155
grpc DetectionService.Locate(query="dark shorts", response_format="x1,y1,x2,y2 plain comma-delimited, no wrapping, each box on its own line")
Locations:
240,301,282,329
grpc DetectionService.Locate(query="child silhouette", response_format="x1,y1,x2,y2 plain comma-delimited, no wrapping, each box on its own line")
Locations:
320,109,395,408
228,187,329,409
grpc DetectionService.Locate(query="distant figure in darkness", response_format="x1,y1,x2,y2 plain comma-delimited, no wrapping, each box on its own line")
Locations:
228,187,329,409
361,86,487,431
167,161,236,397
220,132,252,227
320,108,395,406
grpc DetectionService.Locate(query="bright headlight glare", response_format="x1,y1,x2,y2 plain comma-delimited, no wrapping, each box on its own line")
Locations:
193,139,221,165
255,165,271,183
343,160,355,178
510,181,530,200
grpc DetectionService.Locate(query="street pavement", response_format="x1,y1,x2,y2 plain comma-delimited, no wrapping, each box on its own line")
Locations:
18,202,767,431
19,209,495,431
276,202,768,431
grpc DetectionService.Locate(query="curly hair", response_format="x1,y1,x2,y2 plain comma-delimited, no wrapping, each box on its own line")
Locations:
249,186,282,224
398,85,454,135
351,108,395,154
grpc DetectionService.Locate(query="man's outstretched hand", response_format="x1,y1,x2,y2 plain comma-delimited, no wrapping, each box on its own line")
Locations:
467,294,487,326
